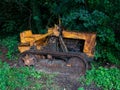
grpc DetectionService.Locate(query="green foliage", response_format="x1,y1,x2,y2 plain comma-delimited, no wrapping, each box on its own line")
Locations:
75,0,119,64
0,36,18,60
0,62,35,89
78,87,84,90
2,21,16,33
62,9,89,30
0,61,55,90
80,65,120,90
94,27,120,64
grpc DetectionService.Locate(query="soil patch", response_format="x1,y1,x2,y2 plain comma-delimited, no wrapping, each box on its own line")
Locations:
0,45,17,67
34,59,101,90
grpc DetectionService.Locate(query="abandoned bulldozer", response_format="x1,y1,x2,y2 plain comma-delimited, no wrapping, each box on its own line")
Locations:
18,24,96,74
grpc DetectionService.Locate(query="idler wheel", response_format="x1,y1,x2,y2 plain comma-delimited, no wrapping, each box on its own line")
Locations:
67,57,87,75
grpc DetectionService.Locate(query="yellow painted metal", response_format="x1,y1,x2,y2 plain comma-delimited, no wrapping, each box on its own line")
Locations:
18,25,96,57
18,29,53,53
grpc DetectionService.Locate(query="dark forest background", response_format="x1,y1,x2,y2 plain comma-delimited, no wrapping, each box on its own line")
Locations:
0,0,120,65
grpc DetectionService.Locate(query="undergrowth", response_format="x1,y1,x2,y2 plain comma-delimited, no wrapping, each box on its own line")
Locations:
0,36,18,60
0,61,55,90
79,65,120,90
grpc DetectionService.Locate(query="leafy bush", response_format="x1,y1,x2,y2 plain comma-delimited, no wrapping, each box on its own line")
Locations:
0,36,18,60
87,0,120,65
80,65,120,90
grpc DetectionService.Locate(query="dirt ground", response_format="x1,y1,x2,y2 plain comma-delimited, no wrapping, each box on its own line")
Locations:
0,46,101,90
34,59,101,90
0,46,18,67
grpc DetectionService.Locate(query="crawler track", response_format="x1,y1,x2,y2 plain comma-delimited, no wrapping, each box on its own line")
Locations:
18,50,88,74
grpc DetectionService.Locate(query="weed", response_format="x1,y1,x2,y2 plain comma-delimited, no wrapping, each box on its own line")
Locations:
79,65,120,90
